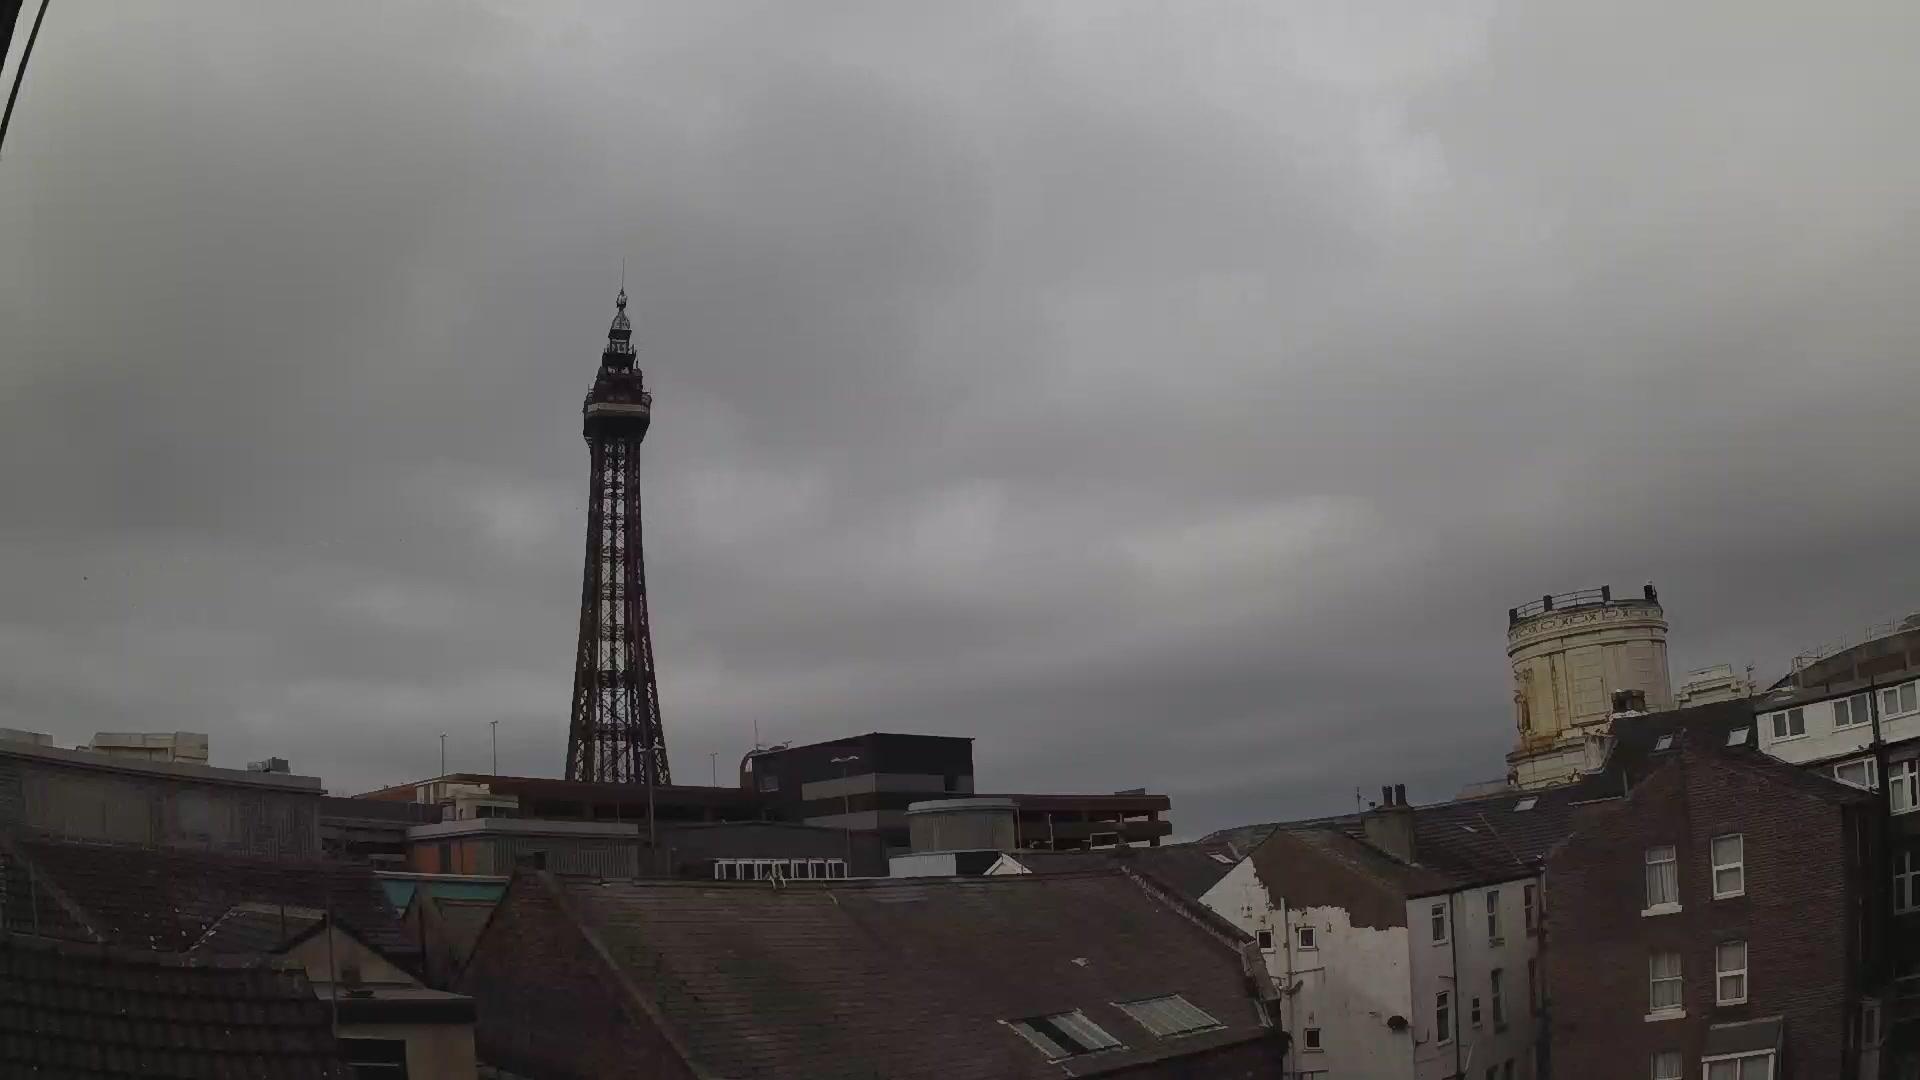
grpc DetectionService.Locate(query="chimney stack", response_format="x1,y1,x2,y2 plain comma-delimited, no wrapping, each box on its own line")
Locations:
1363,781,1417,864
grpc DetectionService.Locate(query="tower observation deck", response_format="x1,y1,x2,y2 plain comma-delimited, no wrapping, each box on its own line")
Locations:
565,288,671,787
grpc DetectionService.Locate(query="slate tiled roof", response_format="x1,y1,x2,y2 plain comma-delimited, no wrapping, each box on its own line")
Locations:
0,932,347,1079
503,869,1278,1079
1207,785,1583,895
1205,699,1859,900
1003,839,1248,903
1,835,408,957
1393,783,1589,890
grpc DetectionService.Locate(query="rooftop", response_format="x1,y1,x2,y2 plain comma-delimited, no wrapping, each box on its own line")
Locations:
999,839,1249,904
1509,583,1660,624
0,736,322,793
0,932,346,1078
470,868,1277,1078
1206,781,1590,894
0,834,408,957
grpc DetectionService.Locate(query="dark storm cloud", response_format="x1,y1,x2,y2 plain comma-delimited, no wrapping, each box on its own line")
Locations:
3,0,1917,834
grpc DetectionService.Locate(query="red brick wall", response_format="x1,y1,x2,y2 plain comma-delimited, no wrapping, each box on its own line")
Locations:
460,875,695,1080
1545,753,1858,1080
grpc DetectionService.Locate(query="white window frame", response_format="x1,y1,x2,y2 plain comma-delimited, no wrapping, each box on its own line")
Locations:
1431,901,1449,944
1896,849,1920,914
1524,882,1537,932
1715,940,1748,1005
1486,889,1502,942
1296,925,1317,951
1890,758,1919,815
1491,967,1506,1028
1833,758,1878,792
1436,991,1452,1044
1649,952,1683,1018
1302,1027,1323,1052
1711,834,1745,899
1112,994,1222,1038
1769,708,1806,741
1470,995,1482,1026
1883,682,1919,720
1256,928,1274,951
1652,1051,1683,1080
1836,693,1872,728
1645,845,1681,913
1702,1049,1774,1080
1005,1010,1122,1062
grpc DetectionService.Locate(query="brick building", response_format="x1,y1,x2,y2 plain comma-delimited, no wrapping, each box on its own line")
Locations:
1544,742,1886,1080
460,867,1288,1078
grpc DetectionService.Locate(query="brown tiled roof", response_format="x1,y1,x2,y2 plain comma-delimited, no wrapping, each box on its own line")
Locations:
505,869,1278,1078
0,933,347,1078
1003,840,1245,903
1250,826,1455,926
1,835,408,957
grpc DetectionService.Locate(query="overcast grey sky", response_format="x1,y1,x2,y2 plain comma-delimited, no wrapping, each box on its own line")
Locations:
3,1,1917,835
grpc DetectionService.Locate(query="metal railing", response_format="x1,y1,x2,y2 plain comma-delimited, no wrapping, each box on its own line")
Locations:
1509,584,1659,625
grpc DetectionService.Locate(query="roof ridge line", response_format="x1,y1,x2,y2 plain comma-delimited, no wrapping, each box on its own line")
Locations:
530,871,717,1080
1114,863,1252,955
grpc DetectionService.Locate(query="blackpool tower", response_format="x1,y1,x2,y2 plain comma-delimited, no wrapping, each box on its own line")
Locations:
564,287,671,786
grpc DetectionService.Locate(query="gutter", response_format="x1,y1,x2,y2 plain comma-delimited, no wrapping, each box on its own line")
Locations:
1450,890,1463,1080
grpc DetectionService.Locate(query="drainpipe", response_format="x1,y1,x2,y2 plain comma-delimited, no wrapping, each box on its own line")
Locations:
1450,891,1463,1080
1868,679,1892,995
1279,893,1294,1076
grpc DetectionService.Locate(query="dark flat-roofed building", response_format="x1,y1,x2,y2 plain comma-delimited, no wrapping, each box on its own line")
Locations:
0,734,323,857
355,772,763,825
355,733,1173,863
460,867,1285,1079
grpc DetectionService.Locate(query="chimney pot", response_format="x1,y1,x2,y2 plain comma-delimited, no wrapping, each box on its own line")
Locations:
1394,783,1407,806
1381,785,1394,807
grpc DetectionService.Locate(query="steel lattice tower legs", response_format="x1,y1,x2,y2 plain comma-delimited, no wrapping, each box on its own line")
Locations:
565,289,670,786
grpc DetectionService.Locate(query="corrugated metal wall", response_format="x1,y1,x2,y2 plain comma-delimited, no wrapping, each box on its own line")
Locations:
475,835,640,878
0,756,320,856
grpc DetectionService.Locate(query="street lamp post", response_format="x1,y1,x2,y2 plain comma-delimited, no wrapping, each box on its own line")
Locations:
490,720,499,775
438,732,447,777
829,754,860,875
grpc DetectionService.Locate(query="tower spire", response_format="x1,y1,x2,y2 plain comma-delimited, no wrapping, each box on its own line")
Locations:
567,276,669,789
603,284,635,369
